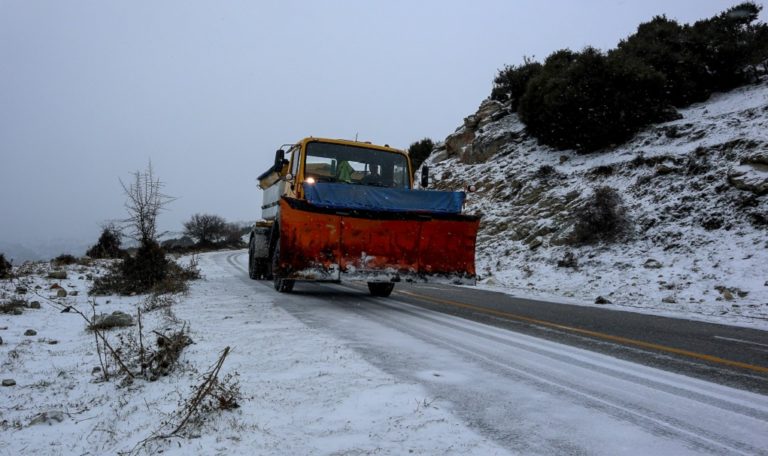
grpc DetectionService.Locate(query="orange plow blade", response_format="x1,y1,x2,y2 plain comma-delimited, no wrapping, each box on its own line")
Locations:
276,198,480,284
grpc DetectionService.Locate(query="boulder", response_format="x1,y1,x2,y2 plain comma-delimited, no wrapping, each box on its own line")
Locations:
48,270,67,280
2,379,16,387
29,410,65,425
24,329,37,336
90,311,135,330
56,288,67,298
445,126,475,159
644,259,663,269
595,296,611,304
728,162,768,195
29,301,41,309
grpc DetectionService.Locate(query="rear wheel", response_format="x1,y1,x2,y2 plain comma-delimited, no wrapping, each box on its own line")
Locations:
248,241,258,279
367,282,394,297
271,241,294,293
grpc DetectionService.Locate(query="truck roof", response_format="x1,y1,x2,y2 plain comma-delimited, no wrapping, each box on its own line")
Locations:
297,137,407,155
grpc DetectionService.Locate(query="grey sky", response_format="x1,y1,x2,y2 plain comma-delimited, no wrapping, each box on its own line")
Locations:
0,1,761,255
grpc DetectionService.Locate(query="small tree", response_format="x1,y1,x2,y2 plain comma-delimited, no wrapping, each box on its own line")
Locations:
408,138,434,172
121,161,174,244
120,161,174,292
183,214,228,246
87,224,124,259
0,253,11,279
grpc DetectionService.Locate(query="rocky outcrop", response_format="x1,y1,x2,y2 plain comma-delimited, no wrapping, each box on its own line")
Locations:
444,99,512,164
728,153,768,195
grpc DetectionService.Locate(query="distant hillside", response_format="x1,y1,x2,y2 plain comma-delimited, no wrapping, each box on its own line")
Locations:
0,238,92,263
426,78,768,325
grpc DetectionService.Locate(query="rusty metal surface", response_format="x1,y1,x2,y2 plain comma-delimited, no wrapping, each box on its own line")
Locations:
276,198,479,283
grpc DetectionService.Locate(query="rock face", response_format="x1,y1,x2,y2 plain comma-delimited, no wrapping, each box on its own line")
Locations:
444,99,513,164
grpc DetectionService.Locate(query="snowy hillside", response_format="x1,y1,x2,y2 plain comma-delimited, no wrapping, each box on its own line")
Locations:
427,78,768,327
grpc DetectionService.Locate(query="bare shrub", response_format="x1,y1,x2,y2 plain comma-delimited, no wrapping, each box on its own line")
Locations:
142,294,175,312
90,240,195,296
137,347,236,446
535,164,557,178
557,250,579,269
51,254,77,266
571,186,629,244
0,298,27,314
143,327,193,381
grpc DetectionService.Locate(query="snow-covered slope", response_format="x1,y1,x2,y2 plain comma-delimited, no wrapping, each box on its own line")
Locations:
427,79,768,327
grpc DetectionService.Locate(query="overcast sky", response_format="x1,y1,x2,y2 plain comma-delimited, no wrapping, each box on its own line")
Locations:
1,0,762,254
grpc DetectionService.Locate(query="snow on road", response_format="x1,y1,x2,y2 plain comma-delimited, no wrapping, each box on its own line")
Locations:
2,250,767,455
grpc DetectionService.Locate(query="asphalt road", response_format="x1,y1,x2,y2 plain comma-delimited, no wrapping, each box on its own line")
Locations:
379,281,768,395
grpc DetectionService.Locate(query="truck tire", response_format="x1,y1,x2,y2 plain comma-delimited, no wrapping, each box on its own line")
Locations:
272,242,294,293
367,282,394,297
248,242,258,280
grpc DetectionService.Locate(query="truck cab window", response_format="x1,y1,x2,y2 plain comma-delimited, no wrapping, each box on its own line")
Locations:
305,142,411,189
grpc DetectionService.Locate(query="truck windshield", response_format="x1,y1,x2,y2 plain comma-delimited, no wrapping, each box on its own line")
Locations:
304,142,411,189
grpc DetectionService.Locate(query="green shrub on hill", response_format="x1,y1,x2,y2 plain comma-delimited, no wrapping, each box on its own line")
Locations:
496,2,768,153
519,47,670,152
490,58,542,111
407,138,435,172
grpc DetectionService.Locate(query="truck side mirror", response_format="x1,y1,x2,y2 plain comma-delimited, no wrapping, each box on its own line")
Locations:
420,165,429,189
274,149,285,171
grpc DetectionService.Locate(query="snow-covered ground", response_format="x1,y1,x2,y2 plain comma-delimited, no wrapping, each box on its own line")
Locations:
427,78,768,329
2,251,767,455
0,253,507,455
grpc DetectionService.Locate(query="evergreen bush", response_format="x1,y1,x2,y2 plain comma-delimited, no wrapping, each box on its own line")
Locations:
407,138,435,172
0,253,11,279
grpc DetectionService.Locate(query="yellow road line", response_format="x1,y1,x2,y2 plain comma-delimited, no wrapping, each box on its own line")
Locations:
397,290,768,375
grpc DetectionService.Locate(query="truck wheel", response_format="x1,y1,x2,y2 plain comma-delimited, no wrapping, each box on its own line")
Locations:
248,242,258,280
367,282,394,297
272,242,294,293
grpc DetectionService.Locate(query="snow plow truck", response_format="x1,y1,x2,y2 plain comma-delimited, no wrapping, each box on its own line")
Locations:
248,137,480,297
